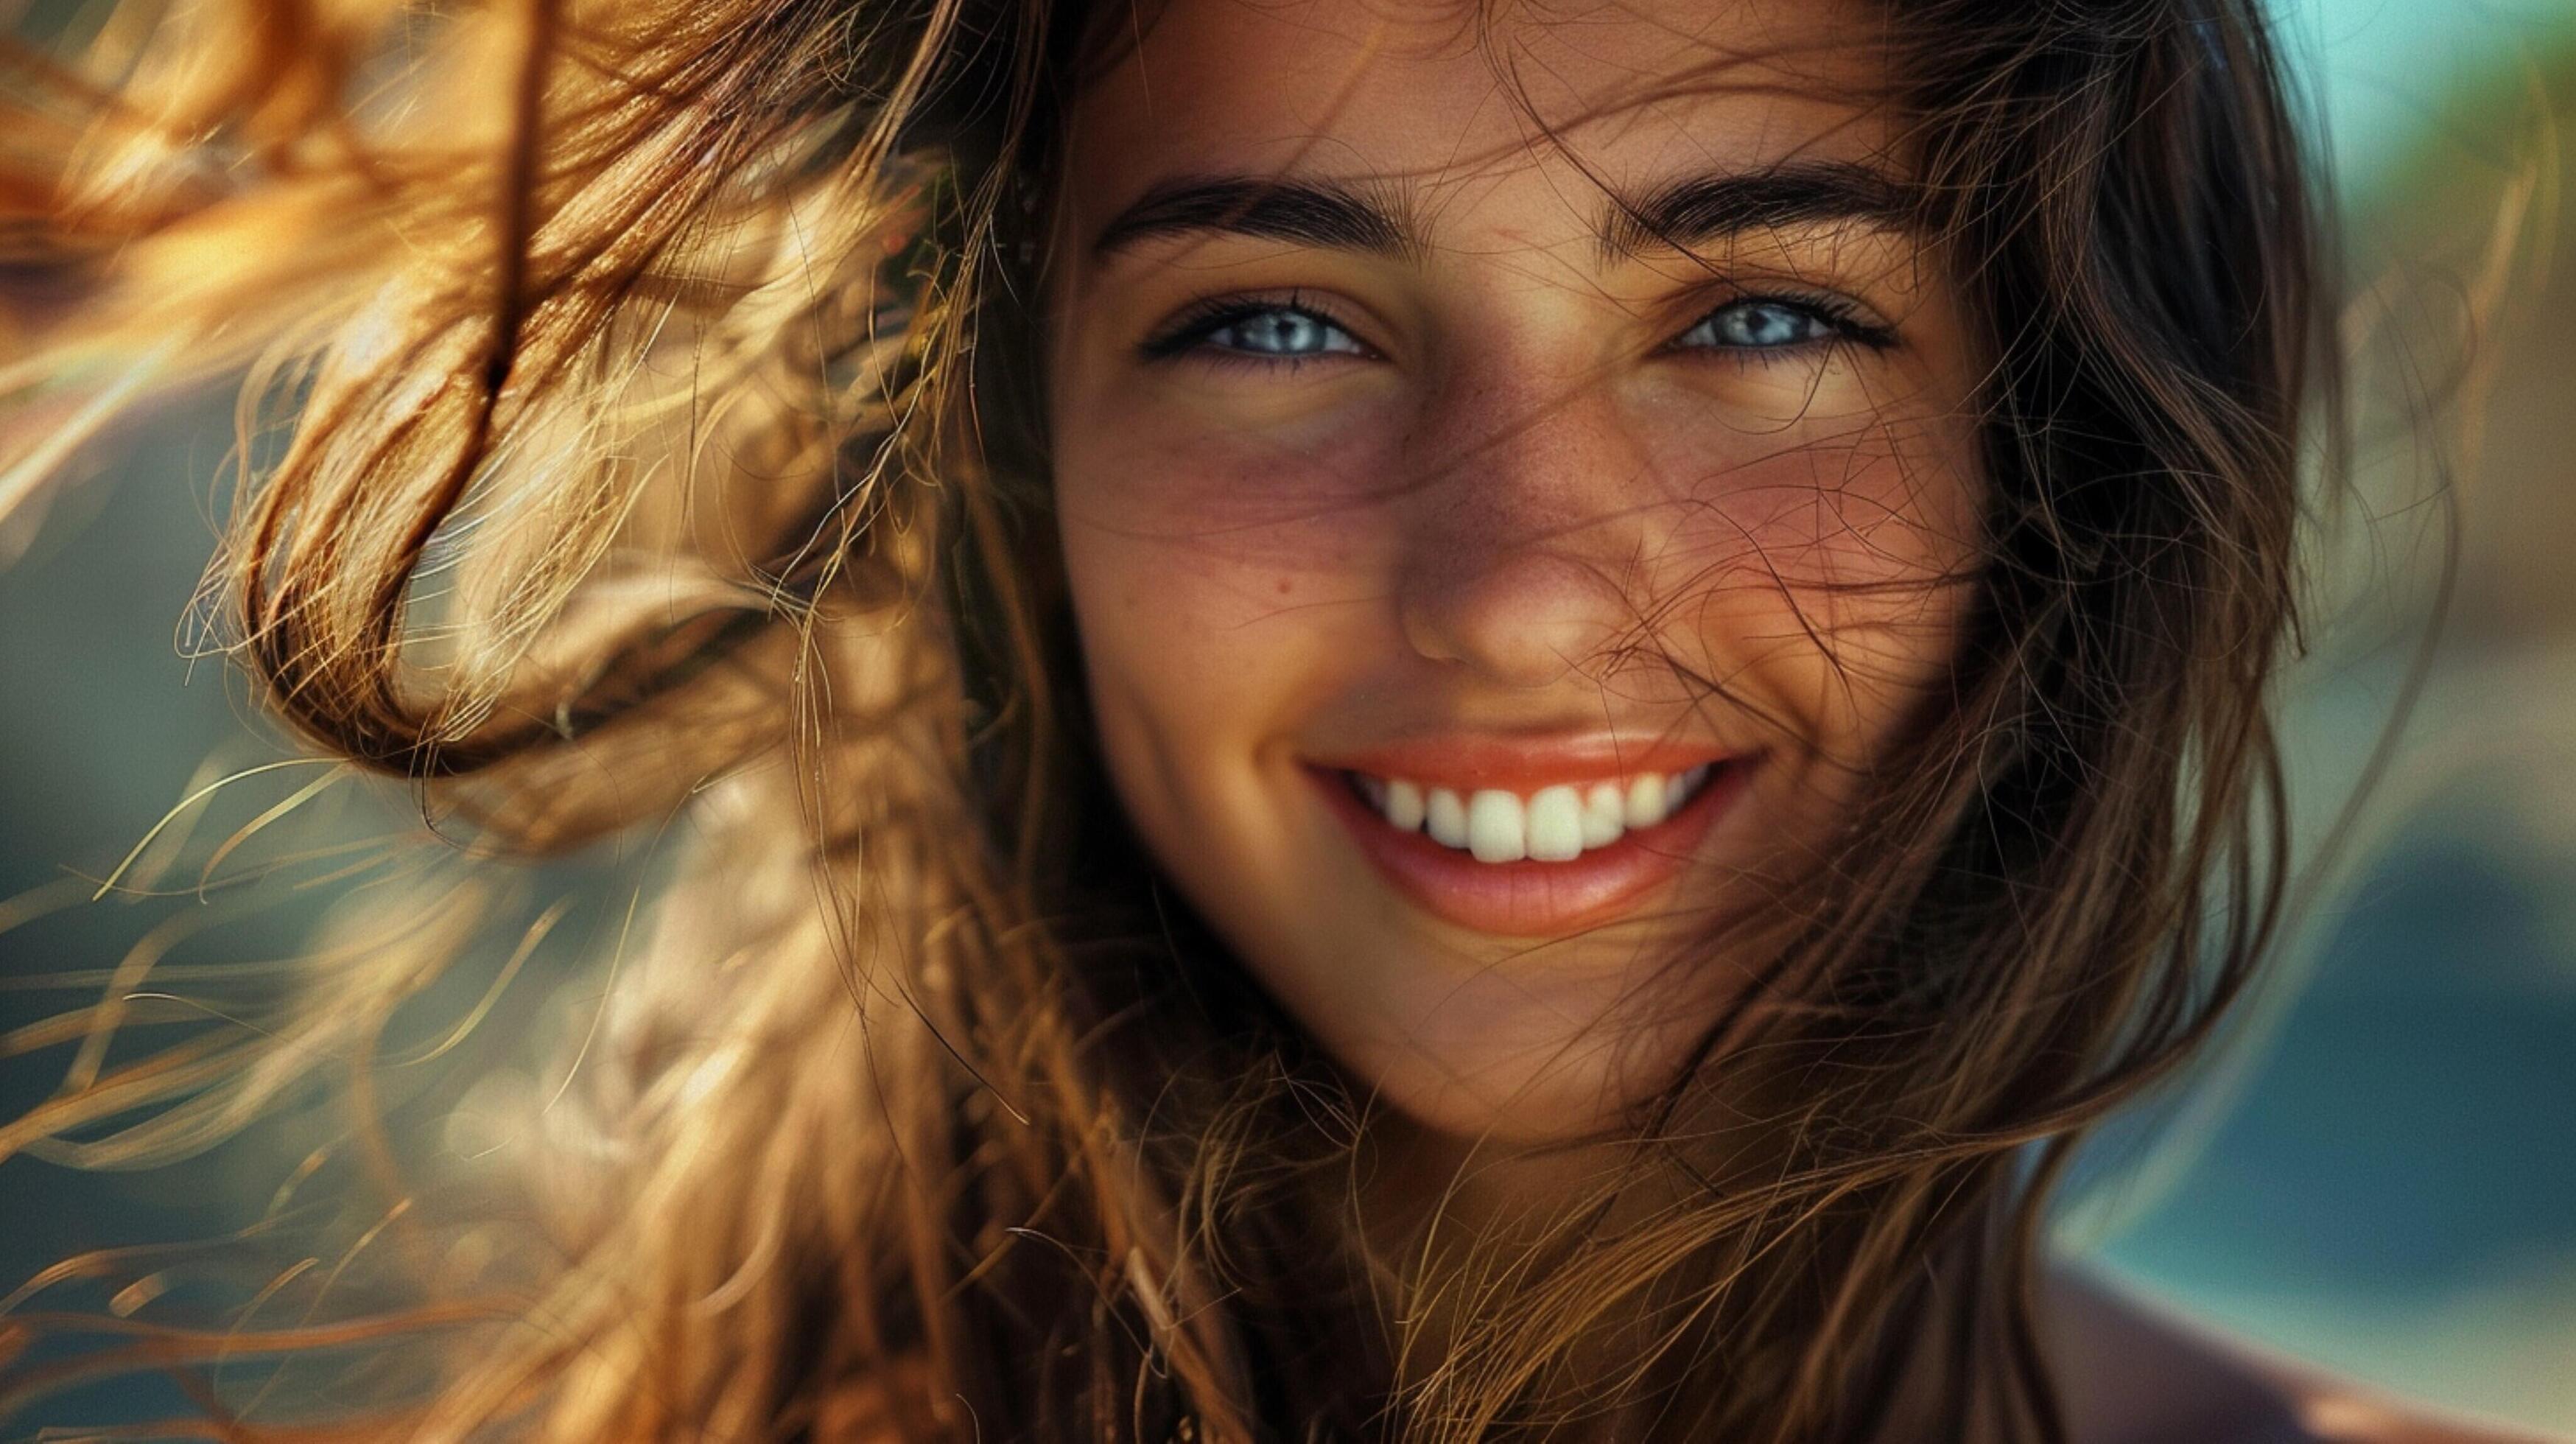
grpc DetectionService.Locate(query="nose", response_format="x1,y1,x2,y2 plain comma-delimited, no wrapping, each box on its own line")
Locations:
1394,353,1660,690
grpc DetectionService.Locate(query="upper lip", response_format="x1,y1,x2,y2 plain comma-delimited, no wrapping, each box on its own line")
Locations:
1305,732,1744,793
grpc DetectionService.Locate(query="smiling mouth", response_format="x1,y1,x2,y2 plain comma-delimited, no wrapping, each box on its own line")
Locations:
1344,765,1716,863
1305,751,1755,937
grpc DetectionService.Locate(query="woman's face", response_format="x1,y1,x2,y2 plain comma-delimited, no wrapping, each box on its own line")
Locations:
1045,0,1984,1144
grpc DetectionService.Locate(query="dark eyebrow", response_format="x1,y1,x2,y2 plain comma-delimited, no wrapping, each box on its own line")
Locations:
1091,175,1418,260
1599,161,1920,261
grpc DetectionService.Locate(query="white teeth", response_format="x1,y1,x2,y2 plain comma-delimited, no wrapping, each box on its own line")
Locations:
1624,773,1670,830
1525,785,1584,862
1465,790,1527,863
1355,765,1722,865
1425,787,1470,848
1665,765,1712,814
1385,778,1427,832
1580,783,1627,848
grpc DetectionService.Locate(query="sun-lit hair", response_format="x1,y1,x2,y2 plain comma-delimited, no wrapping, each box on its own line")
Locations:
1,0,2340,1438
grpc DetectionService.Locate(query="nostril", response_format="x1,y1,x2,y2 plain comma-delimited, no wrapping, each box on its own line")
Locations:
1392,546,1631,690
1397,606,1586,688
1397,600,1472,668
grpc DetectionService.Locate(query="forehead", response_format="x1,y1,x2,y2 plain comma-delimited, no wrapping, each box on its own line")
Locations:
1061,0,1903,228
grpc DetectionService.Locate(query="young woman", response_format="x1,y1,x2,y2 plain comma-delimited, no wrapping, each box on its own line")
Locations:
0,0,2535,1438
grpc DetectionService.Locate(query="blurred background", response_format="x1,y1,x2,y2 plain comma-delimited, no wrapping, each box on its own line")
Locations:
3,0,2573,1434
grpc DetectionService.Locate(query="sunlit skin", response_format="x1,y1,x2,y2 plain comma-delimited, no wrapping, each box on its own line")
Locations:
1033,7,2555,1434
1045,0,1984,1153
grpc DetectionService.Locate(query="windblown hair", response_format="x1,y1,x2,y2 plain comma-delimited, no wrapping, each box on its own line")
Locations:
0,0,2333,1438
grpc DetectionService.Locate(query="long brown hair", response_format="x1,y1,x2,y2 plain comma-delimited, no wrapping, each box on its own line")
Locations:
0,0,2334,1437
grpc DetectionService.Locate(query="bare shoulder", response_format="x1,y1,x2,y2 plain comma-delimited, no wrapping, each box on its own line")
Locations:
2046,1262,2558,1444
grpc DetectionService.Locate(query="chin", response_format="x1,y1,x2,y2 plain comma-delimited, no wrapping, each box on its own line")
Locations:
1240,927,1712,1151
1357,1056,1639,1148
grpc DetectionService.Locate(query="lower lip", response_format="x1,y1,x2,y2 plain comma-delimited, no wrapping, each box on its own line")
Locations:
1307,760,1755,937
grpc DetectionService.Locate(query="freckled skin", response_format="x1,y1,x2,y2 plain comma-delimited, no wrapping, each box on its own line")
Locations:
1045,0,1986,1146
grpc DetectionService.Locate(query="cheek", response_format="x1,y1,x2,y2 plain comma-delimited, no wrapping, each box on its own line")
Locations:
1644,409,1983,758
1052,396,1414,699
1051,415,1404,817
1055,387,1406,575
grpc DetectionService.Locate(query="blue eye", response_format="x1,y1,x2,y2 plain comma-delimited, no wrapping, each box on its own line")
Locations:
1148,301,1370,362
1673,297,1889,354
1198,306,1364,358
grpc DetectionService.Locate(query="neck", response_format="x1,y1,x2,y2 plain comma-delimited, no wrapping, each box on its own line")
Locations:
1350,1076,1962,1437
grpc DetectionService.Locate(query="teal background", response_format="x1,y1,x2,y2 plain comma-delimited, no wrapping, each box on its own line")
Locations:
4,0,2573,1433
2057,1,2576,1431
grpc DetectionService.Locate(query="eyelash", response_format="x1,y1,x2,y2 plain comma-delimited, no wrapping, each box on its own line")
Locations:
1139,290,1375,365
1140,290,1896,368
1666,291,1899,357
